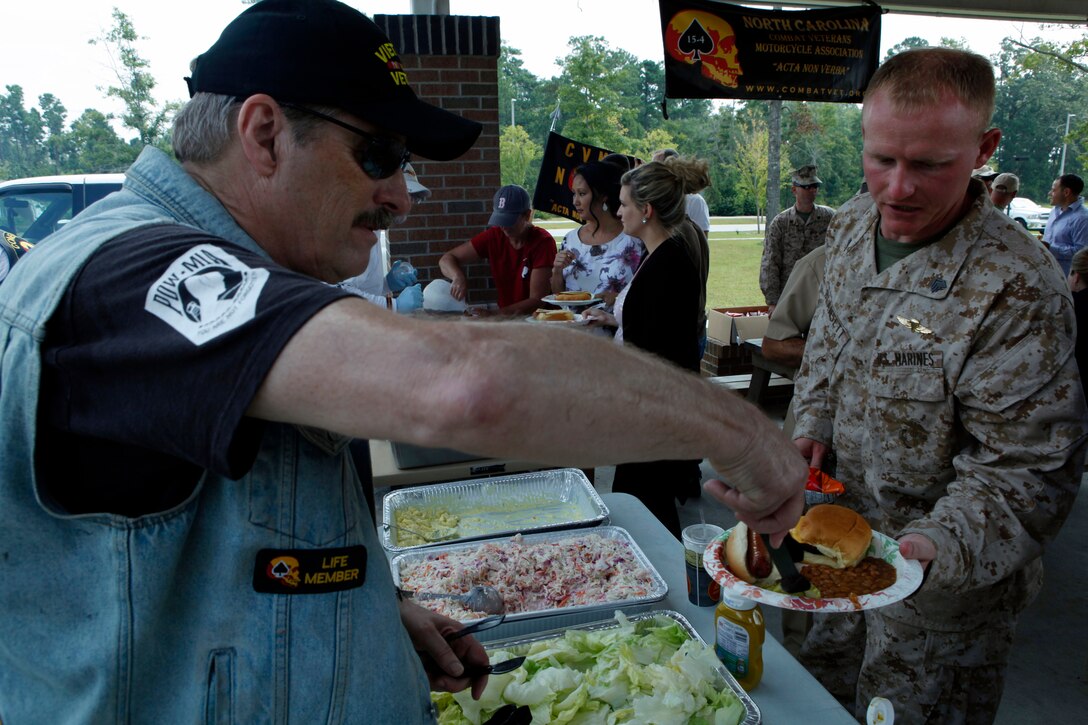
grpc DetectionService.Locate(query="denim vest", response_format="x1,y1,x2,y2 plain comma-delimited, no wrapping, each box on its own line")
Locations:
0,148,435,724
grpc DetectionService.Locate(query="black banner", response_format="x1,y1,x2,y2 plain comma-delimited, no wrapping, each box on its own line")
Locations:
532,133,622,223
660,1,881,103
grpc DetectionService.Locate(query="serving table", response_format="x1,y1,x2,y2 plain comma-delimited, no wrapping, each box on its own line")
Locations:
381,488,856,723
602,492,856,724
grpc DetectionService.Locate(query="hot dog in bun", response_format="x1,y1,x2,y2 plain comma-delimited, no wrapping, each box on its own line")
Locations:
724,522,780,585
532,309,575,322
553,291,591,301
789,504,872,569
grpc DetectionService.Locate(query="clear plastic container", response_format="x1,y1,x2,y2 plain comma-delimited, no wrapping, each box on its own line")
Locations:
714,593,764,691
386,259,417,291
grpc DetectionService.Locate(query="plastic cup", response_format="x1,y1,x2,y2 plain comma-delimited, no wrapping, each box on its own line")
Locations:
683,523,725,606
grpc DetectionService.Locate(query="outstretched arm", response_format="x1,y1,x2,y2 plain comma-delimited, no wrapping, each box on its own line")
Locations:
249,299,808,538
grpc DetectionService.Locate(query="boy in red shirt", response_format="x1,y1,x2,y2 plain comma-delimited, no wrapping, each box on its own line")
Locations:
439,185,556,315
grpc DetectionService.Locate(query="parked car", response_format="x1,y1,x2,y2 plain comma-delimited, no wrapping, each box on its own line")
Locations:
1003,197,1051,231
0,174,124,244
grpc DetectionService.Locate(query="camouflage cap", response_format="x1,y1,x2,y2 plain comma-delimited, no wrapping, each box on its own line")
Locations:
792,164,822,186
992,172,1019,193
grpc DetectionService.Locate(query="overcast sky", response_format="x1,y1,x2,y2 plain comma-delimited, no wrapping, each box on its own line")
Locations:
2,0,1083,126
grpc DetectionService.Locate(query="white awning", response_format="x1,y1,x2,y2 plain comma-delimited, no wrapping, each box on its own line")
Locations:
740,1,1087,23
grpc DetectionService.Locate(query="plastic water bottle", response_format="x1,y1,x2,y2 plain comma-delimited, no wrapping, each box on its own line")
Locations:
386,259,417,292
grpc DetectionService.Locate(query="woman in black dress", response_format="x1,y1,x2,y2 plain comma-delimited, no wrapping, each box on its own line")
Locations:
585,156,710,535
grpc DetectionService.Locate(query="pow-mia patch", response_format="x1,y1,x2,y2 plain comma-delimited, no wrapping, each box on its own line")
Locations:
144,244,269,345
253,546,367,595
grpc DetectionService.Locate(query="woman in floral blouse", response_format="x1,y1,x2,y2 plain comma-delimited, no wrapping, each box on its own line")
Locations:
551,159,645,310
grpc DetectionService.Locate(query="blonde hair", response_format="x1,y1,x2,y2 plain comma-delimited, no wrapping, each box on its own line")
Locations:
864,47,995,136
621,156,710,232
1071,247,1088,276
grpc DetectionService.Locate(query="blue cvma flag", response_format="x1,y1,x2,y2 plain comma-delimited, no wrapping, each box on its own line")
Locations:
660,0,881,103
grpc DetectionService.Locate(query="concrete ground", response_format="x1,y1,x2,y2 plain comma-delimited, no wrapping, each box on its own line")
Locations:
593,396,1088,723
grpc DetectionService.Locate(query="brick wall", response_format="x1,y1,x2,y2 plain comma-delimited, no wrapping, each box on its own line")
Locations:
375,14,503,305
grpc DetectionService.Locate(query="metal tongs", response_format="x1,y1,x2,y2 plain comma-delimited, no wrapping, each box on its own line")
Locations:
418,614,527,677
761,533,811,594
447,615,526,675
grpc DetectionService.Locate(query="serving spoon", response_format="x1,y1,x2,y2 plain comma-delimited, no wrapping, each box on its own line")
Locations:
383,521,459,544
398,585,506,615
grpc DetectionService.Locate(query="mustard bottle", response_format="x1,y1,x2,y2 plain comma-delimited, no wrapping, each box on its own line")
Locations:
714,593,764,690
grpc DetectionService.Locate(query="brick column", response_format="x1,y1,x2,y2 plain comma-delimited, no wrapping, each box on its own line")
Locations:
375,14,502,305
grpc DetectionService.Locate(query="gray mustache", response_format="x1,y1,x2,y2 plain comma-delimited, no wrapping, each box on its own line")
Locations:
356,208,396,230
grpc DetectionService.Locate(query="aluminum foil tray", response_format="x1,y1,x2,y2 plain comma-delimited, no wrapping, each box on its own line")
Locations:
390,526,667,627
454,610,761,725
380,468,608,553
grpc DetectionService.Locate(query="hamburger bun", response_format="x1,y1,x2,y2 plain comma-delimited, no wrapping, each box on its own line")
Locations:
533,308,575,322
789,504,872,569
724,522,780,585
553,291,591,301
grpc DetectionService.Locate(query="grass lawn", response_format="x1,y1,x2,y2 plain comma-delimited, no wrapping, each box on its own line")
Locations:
706,231,765,309
537,217,766,310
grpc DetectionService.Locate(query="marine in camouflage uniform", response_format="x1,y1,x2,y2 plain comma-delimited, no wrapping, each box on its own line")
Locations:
759,165,834,306
792,181,1088,723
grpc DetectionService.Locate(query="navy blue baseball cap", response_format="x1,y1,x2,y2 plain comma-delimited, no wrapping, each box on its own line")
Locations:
184,0,481,161
488,185,531,227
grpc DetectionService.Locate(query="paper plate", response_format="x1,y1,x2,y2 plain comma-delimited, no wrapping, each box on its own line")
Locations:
524,312,589,325
703,527,924,612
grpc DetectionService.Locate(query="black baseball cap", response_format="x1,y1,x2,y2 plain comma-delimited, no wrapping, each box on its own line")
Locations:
184,0,481,161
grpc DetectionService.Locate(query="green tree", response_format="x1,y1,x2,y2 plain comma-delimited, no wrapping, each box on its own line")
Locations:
734,119,772,229
498,44,542,130
629,128,676,165
780,101,863,208
0,85,48,178
883,36,932,60
90,8,177,150
65,110,139,173
554,35,642,151
993,34,1088,199
498,125,541,190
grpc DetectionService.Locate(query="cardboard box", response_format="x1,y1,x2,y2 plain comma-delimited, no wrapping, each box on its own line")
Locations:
707,306,770,345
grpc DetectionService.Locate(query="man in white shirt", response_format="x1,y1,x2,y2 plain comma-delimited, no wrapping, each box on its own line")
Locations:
338,162,428,311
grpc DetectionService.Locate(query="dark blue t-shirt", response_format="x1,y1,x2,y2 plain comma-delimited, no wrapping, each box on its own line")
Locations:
37,224,351,516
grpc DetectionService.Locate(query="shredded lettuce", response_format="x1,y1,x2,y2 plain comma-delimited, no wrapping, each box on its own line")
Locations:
432,612,747,725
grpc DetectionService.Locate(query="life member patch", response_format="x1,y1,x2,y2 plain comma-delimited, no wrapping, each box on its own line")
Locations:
253,546,367,595
144,244,269,346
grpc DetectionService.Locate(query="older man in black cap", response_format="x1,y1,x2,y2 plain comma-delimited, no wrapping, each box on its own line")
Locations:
759,164,834,313
0,1,807,721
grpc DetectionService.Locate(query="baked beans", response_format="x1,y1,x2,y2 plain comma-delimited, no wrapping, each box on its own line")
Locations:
801,557,897,600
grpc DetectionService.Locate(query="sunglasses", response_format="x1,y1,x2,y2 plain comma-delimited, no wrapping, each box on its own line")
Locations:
279,102,411,180
794,183,820,190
